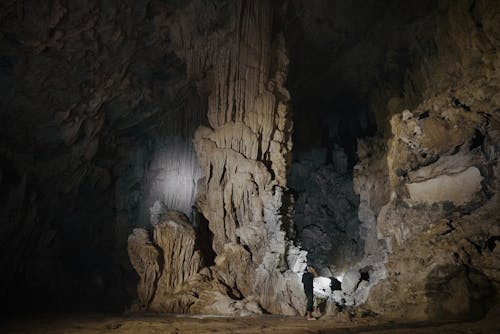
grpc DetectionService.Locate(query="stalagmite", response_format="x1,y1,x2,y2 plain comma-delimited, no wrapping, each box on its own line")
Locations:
142,0,307,314
1,0,499,326
127,228,160,308
151,211,202,297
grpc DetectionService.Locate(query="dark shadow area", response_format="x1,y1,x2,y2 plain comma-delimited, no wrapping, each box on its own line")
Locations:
193,208,217,267
330,277,342,291
284,0,437,165
284,0,440,276
425,264,495,321
290,91,377,169
0,0,204,314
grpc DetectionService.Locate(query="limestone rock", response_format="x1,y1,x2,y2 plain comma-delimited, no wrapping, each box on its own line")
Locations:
406,166,483,205
342,270,361,295
352,0,500,318
201,292,264,316
3,0,499,319
170,0,303,315
151,211,202,305
290,148,364,274
127,210,206,313
360,88,500,320
127,228,160,308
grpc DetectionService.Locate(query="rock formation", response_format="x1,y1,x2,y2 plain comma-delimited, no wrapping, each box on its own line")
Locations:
127,0,500,319
125,0,307,315
152,212,201,294
0,0,206,309
127,209,269,315
290,148,364,274
359,97,500,320
127,228,160,308
0,0,498,321
352,0,500,320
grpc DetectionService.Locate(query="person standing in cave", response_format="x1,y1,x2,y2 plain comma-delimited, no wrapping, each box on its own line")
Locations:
302,265,318,320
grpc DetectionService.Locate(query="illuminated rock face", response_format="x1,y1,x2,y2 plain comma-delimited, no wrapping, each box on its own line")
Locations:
1,0,499,319
362,96,500,320
353,0,500,320
151,212,202,298
128,211,204,312
173,0,306,315
406,164,483,205
126,0,307,315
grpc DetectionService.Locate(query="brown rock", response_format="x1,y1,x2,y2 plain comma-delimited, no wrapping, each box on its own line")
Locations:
127,228,160,308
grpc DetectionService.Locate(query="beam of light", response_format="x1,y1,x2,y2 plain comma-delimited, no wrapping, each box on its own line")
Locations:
143,138,202,225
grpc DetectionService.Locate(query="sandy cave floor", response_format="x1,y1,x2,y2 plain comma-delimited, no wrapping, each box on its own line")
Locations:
1,308,499,334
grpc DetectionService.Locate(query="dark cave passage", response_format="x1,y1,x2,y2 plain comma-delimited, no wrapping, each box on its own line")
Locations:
284,0,435,278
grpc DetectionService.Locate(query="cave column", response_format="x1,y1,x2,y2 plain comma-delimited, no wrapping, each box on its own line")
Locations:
168,0,303,314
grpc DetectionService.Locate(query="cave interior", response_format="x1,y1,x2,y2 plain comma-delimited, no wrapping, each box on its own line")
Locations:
0,0,499,330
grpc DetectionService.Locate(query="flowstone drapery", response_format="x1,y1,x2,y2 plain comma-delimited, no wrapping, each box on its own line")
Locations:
128,0,306,315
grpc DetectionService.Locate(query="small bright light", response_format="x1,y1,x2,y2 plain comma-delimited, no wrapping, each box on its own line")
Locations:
313,276,332,298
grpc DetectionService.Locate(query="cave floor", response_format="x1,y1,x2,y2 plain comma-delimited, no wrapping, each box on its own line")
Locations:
2,309,499,334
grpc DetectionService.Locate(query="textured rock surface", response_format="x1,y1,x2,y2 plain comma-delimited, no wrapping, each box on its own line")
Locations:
159,0,306,315
127,228,160,308
290,148,363,274
406,166,483,205
363,97,500,320
0,0,206,309
128,211,268,315
125,0,307,315
152,211,201,295
1,0,499,320
353,0,500,320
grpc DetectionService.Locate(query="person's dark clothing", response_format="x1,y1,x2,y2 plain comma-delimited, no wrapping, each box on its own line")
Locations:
302,272,314,312
302,272,314,291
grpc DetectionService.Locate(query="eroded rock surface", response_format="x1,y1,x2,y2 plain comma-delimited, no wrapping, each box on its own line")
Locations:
127,229,160,308
2,0,499,320
354,0,500,320
167,0,306,315
0,0,206,309
127,0,307,315
128,209,271,315
152,211,202,298
290,148,364,274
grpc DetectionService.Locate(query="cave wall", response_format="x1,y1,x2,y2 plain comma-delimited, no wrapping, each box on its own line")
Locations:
123,0,500,319
1,0,499,320
285,0,439,284
281,0,500,317
290,148,364,276
354,0,500,320
0,0,206,310
285,0,439,152
1,0,308,315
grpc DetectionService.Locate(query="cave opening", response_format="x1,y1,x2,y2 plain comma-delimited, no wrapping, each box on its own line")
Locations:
284,0,422,279
283,1,450,307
